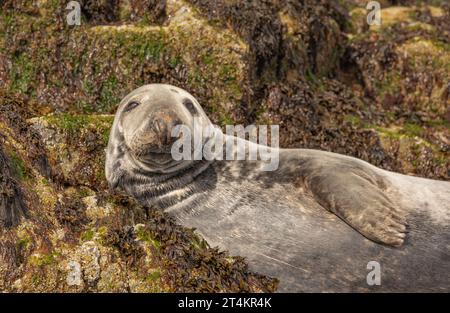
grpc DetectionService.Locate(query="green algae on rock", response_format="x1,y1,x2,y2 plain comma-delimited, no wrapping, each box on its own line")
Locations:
0,0,247,123
345,4,449,179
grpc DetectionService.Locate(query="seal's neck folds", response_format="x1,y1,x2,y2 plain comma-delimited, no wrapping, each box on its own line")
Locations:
122,158,213,211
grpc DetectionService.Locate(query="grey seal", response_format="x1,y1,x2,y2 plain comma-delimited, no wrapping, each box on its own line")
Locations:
106,84,450,292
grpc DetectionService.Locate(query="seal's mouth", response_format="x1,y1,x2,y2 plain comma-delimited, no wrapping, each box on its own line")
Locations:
127,115,180,153
127,121,185,166
140,151,174,165
127,139,191,173
129,139,172,160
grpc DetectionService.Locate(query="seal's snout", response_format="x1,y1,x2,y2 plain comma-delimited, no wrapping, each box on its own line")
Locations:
151,117,176,146
135,110,182,153
151,110,181,135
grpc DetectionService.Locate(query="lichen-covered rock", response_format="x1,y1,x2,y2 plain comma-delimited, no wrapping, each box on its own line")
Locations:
345,4,449,179
0,0,247,125
29,114,114,190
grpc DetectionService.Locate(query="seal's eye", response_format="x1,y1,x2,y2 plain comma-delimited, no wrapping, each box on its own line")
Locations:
123,101,140,113
182,98,197,115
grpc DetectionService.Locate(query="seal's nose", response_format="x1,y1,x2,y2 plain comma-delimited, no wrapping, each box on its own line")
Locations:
147,110,182,147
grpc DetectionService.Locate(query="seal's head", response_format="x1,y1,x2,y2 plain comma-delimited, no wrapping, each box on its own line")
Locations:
106,84,212,189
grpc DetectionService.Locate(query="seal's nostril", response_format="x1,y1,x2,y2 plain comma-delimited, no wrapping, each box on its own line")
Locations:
153,119,163,133
173,118,182,127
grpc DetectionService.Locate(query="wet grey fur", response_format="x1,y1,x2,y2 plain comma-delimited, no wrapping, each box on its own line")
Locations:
106,84,450,292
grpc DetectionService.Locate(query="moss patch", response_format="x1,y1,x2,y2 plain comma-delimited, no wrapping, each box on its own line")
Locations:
8,151,28,181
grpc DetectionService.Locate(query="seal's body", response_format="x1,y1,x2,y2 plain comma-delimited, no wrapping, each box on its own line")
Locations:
106,84,450,292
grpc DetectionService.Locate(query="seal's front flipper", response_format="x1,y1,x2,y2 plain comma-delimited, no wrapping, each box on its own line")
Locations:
304,161,407,247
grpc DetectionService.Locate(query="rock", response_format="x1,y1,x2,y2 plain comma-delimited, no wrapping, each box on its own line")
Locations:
66,260,82,286
79,241,101,286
